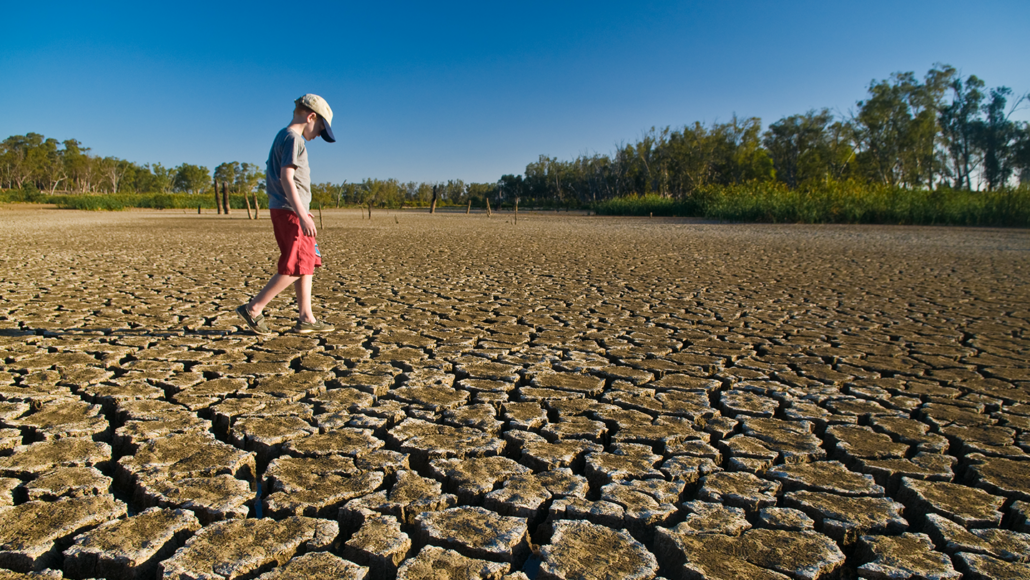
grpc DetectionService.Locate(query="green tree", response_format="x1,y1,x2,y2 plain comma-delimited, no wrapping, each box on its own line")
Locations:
133,163,172,193
907,65,955,187
310,182,337,208
172,163,211,194
568,154,612,203
62,139,94,193
663,123,722,195
524,156,572,204
765,110,835,187
440,179,466,204
2,133,45,189
213,161,263,194
39,137,67,194
399,181,426,205
497,174,524,202
1014,123,1030,186
235,162,263,194
660,117,773,197
713,115,774,185
852,66,955,187
939,75,986,190
764,111,857,188
466,182,497,205
977,87,1021,190
98,157,135,193
632,127,671,196
213,162,240,191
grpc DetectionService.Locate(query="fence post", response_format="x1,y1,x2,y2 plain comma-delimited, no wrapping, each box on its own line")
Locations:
515,198,518,225
214,178,221,214
430,185,437,214
318,202,323,230
466,199,471,215
244,190,253,219
252,191,260,219
221,182,230,215
486,198,492,218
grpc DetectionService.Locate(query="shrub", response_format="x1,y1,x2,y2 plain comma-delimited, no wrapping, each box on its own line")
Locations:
0,185,48,204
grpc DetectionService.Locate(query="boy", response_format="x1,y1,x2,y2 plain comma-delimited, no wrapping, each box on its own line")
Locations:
236,94,336,334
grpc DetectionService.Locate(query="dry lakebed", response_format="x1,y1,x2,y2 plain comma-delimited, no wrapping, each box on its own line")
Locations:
0,207,1027,579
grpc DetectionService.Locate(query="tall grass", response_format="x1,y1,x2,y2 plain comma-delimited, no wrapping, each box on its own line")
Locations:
594,182,1030,227
590,194,702,217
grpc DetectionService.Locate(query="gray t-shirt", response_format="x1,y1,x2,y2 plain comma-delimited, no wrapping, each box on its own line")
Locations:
265,127,311,212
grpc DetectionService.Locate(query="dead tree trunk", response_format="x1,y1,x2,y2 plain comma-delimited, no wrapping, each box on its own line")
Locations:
244,190,253,219
515,198,518,225
429,185,438,214
252,191,260,219
367,200,372,220
318,202,324,230
486,198,492,218
221,182,230,215
466,199,472,214
214,179,221,214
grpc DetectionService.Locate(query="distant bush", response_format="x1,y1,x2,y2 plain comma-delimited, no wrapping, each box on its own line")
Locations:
56,195,129,211
0,185,48,204
594,182,1030,227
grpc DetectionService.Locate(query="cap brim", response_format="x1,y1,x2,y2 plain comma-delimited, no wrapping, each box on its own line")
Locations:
320,118,336,143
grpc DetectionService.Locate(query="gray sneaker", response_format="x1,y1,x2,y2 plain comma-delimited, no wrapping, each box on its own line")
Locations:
290,320,335,334
235,304,274,335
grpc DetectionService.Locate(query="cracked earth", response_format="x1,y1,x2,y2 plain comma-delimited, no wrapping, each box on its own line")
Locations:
0,207,1028,580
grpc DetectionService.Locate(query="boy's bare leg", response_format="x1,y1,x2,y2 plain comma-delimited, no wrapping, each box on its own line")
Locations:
247,273,299,317
294,275,315,323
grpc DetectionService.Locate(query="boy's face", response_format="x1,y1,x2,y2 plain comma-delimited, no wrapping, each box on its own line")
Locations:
301,113,323,142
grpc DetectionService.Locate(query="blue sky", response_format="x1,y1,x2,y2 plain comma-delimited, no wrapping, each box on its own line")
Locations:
2,1,1028,184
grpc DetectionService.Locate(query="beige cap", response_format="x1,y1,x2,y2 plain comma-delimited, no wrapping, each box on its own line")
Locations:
295,94,335,142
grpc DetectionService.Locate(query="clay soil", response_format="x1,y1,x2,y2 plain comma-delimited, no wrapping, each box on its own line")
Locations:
1,207,1028,579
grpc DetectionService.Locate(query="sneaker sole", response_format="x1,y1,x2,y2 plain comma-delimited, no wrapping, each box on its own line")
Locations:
290,325,334,334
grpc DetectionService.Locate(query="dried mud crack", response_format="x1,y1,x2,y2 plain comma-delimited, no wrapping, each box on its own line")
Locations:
0,208,1029,579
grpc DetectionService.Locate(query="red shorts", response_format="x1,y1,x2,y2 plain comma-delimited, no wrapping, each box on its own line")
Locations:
270,209,322,276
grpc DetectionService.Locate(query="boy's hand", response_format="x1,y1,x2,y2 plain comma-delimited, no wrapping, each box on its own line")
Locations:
280,166,316,236
300,213,317,237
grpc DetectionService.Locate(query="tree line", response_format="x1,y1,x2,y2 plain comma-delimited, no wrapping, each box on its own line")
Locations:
3,64,1027,209
0,135,494,208
0,135,213,195
497,65,1029,206
309,179,500,209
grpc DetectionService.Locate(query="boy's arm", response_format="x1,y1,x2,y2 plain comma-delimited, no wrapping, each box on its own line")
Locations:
280,166,317,237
